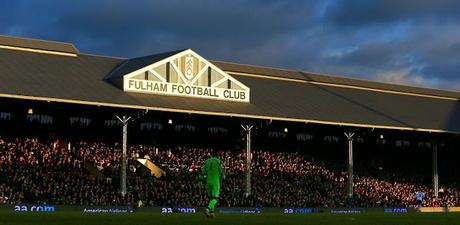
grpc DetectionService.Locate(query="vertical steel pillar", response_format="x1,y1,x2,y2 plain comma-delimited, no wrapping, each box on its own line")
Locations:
432,143,439,200
117,115,131,197
241,125,253,197
345,132,355,201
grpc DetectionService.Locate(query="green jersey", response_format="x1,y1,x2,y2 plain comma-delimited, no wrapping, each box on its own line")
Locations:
200,156,224,213
201,157,225,183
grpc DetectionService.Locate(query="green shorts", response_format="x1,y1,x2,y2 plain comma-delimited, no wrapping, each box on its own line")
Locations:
206,182,220,198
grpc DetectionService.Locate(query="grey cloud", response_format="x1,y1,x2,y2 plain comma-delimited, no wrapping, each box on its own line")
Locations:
52,0,315,56
324,0,460,27
0,1,459,90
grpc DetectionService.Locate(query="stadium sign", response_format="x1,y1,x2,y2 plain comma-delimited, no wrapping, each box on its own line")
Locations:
219,208,261,214
14,205,55,212
384,208,408,213
83,207,134,213
122,49,250,103
161,207,196,213
283,208,315,214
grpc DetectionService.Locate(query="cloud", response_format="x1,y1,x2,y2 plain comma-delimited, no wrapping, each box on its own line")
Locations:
324,0,460,27
375,67,440,88
0,0,459,91
49,0,317,57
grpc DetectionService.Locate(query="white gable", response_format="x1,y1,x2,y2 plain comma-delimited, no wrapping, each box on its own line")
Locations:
123,49,250,102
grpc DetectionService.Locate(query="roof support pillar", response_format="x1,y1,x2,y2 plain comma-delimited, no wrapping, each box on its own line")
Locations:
345,132,355,206
432,142,439,200
116,115,131,197
241,125,254,197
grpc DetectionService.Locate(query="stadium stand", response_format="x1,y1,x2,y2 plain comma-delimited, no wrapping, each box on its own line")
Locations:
1,136,458,208
1,35,460,211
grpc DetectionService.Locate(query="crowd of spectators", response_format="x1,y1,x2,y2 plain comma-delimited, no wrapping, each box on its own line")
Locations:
0,138,133,206
0,137,458,208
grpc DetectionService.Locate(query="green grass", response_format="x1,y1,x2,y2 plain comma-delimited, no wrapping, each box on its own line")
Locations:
1,211,460,225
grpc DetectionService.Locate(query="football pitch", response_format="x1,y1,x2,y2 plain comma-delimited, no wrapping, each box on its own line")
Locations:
1,212,460,225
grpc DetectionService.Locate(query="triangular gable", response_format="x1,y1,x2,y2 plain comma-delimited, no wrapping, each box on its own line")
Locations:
122,49,250,102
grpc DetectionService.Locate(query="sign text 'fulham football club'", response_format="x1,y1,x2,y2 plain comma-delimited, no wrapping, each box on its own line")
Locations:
126,80,247,101
122,49,250,103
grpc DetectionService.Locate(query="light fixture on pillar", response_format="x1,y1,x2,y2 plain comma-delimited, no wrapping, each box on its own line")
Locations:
168,119,173,125
27,108,33,114
284,127,288,133
380,134,384,139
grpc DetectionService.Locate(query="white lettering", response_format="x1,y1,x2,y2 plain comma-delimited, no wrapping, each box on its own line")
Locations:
125,79,249,102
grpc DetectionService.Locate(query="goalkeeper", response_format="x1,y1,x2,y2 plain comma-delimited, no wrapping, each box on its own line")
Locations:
199,150,225,218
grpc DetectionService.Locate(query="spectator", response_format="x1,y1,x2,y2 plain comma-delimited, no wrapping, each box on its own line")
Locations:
0,137,457,207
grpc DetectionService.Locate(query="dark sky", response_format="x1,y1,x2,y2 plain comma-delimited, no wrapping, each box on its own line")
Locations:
1,0,460,90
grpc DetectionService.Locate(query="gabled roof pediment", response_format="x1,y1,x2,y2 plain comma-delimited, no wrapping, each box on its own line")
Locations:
107,49,250,102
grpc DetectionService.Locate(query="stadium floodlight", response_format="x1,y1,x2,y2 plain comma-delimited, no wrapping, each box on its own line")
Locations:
27,108,33,114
